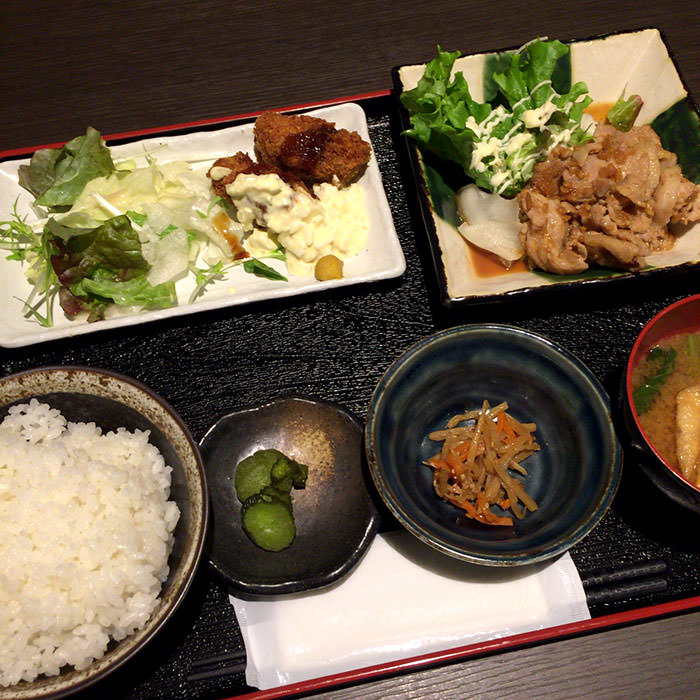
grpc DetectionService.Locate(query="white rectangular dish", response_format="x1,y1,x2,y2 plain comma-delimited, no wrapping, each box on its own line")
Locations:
0,102,405,347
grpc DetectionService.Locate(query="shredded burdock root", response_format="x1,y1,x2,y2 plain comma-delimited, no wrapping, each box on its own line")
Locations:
425,401,540,526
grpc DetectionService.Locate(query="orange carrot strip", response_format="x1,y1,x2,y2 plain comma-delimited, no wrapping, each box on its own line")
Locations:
446,451,466,477
482,512,513,526
452,440,472,460
497,412,516,442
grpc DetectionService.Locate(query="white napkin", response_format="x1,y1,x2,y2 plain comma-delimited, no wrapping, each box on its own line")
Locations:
230,530,590,690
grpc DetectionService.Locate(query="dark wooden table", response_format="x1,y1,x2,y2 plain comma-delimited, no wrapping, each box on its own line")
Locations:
3,1,700,698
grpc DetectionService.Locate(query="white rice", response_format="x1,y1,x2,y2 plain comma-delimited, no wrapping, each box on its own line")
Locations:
0,399,180,686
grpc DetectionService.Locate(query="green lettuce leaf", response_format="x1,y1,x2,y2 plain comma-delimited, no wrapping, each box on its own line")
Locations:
18,127,116,210
400,47,489,177
47,214,177,319
401,40,592,196
70,274,177,310
49,214,149,285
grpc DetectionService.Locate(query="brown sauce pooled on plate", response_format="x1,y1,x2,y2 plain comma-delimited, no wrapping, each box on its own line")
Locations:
212,211,249,260
467,242,528,277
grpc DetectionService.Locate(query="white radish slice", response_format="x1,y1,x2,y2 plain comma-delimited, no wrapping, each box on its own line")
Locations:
455,184,522,263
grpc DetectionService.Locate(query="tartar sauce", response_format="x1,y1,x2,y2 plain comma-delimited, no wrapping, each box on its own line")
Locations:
226,173,368,277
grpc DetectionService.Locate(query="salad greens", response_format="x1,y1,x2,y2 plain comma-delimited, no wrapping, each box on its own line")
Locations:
243,257,288,281
0,202,59,326
401,40,593,196
18,127,116,210
186,246,286,305
1,128,290,326
48,215,177,321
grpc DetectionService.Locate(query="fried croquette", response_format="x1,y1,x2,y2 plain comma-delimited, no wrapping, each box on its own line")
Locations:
253,111,371,186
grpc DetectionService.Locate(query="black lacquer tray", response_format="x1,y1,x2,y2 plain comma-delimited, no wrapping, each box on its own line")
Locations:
2,94,700,700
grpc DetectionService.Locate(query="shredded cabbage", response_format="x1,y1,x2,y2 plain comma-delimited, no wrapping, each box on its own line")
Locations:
56,159,239,284
2,130,289,326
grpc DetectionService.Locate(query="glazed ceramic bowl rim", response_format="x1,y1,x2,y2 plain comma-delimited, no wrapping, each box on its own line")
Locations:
0,365,209,700
625,293,700,496
366,323,622,566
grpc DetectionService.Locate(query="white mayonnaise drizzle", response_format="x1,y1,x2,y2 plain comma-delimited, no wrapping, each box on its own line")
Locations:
464,77,585,194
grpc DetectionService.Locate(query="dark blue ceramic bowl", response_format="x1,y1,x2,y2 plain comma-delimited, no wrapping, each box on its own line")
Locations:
366,324,622,566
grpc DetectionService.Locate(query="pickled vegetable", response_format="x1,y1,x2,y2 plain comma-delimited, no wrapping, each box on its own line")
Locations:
241,492,296,552
234,448,308,551
235,449,282,502
314,254,343,280
270,454,308,492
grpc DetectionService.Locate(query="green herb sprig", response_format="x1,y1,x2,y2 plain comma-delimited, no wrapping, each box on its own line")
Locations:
632,346,677,415
0,201,58,326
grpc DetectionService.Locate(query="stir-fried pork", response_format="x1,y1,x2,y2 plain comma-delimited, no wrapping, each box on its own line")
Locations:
517,123,700,274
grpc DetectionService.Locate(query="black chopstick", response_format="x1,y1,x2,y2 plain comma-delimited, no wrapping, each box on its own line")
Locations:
585,576,668,606
190,650,246,669
580,559,667,588
187,648,247,682
580,559,668,606
187,660,247,682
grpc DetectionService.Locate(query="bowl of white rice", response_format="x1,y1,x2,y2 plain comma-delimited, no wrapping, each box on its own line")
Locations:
0,366,209,699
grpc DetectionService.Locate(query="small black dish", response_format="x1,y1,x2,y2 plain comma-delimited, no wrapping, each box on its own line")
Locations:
200,396,380,595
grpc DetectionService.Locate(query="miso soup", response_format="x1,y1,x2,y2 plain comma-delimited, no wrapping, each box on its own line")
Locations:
630,329,700,484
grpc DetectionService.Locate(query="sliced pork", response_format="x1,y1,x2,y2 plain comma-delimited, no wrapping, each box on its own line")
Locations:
518,123,700,274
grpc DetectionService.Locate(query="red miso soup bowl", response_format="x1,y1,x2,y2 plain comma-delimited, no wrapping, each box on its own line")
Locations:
625,293,700,512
